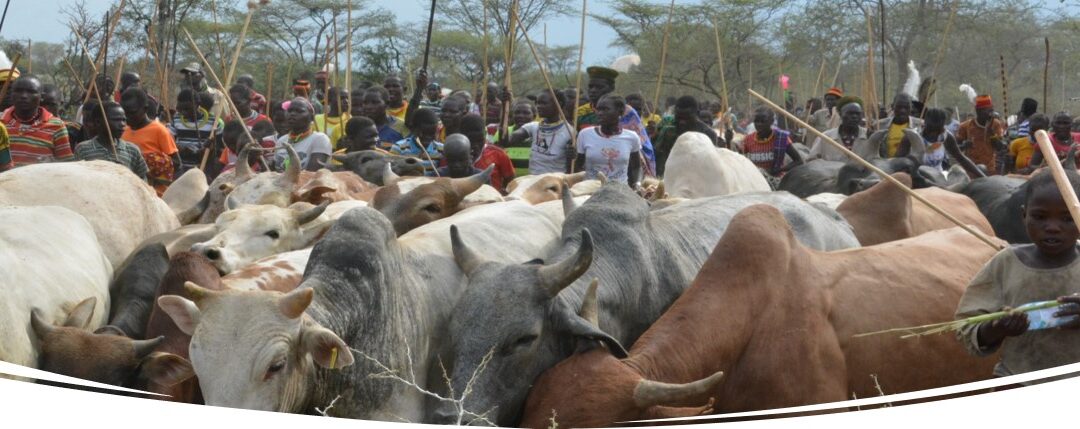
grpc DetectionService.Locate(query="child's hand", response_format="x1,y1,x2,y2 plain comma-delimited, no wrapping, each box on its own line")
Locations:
1055,295,1080,329
979,311,1029,346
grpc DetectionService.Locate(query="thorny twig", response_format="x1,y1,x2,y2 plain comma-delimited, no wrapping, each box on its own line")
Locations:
350,343,498,426
315,394,343,416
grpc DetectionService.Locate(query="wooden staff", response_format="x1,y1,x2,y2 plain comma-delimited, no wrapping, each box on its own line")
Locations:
422,0,437,71
0,52,21,104
345,0,353,95
225,1,262,89
283,62,293,99
651,0,676,113
712,19,729,114
830,55,843,88
480,0,490,124
182,29,257,152
811,61,826,101
500,0,518,140
999,54,1009,117
1034,129,1080,226
112,56,126,98
749,89,1002,251
62,57,86,93
210,0,227,77
863,8,879,127
332,14,340,88
25,39,31,74
265,63,274,115
81,0,127,106
570,0,586,172
73,36,118,159
928,0,958,109
512,12,574,150
1044,37,1050,114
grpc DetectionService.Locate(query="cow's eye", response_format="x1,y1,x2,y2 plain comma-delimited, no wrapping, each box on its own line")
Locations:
423,204,441,213
265,230,280,239
265,360,286,380
547,185,559,192
508,334,537,352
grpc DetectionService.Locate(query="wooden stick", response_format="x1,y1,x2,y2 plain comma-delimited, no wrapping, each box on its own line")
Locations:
422,0,437,71
25,39,31,74
480,0,490,124
1000,54,1009,117
863,8,879,127
927,0,958,110
283,62,293,99
210,0,227,78
225,3,260,91
0,52,21,104
81,0,127,106
63,57,87,93
265,63,274,115
73,36,118,159
812,61,826,100
569,0,587,172
345,0,353,95
830,55,843,88
112,56,126,99
1034,129,1080,226
182,28,257,159
512,13,575,151
749,89,1003,251
712,19,729,114
651,0,676,113
1044,37,1050,114
500,0,518,140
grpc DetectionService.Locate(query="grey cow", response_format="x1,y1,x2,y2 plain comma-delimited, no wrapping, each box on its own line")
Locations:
158,201,566,420
434,184,860,425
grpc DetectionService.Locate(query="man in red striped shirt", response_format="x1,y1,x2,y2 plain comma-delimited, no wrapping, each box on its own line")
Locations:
2,76,73,167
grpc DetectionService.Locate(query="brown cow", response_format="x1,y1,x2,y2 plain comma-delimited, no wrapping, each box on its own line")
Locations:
293,169,378,205
521,204,1001,428
372,165,493,235
505,172,590,204
142,252,226,403
836,172,994,246
31,297,193,390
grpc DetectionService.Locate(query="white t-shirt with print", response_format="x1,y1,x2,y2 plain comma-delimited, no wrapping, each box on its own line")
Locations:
274,132,333,170
576,127,641,182
522,120,573,174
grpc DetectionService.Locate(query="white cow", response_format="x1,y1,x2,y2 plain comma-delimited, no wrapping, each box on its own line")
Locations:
191,200,366,274
163,168,210,225
663,132,770,199
0,206,112,370
0,161,179,268
506,172,601,204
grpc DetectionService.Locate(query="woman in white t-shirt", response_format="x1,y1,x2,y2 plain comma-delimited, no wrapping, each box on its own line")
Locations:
508,90,574,174
575,94,642,186
274,98,333,171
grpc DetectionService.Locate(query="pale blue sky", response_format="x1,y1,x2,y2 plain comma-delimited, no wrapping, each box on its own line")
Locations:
1,0,625,65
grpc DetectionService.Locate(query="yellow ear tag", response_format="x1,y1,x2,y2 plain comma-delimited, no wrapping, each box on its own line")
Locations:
330,347,339,369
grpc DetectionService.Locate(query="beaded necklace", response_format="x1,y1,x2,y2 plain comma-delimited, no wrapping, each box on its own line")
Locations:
288,126,314,144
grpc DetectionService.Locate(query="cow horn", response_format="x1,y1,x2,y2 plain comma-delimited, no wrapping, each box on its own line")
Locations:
225,194,241,211
294,200,330,225
565,171,587,186
561,181,579,216
276,142,302,187
64,297,97,329
132,336,165,359
633,372,725,408
450,225,483,274
382,162,401,186
29,309,54,338
183,281,219,305
596,171,608,185
279,288,314,319
450,165,494,198
538,229,594,297
234,143,257,179
579,279,600,326
176,189,211,225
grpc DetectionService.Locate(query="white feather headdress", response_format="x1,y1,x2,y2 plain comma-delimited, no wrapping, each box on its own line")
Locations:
958,84,977,104
902,61,921,99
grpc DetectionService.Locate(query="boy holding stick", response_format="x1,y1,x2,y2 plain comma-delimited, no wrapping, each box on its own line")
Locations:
955,169,1080,385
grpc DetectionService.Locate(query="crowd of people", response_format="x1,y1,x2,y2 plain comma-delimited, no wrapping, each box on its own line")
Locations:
4,52,1078,202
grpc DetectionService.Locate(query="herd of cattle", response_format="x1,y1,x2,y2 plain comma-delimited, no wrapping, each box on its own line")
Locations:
2,130,1041,427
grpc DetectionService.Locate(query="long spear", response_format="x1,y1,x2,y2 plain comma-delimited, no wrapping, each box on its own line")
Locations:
265,63,274,115
651,0,676,114
570,0,586,171
749,89,1002,251
480,0,490,124
500,0,518,140
1000,54,1009,118
0,0,11,36
1044,37,1050,114
422,0,437,72
345,0,352,95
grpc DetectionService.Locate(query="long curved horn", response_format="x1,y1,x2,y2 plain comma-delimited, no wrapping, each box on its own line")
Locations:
561,181,579,217
175,189,211,225
383,162,401,186
579,279,600,326
234,143,257,180
633,371,725,408
537,229,594,297
450,225,484,274
565,171,587,186
294,200,330,225
132,336,165,359
276,142,302,187
450,164,494,198
29,309,54,338
183,281,220,306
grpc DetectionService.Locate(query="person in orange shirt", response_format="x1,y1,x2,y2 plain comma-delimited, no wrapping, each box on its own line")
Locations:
1007,113,1048,174
956,94,1006,175
121,87,179,195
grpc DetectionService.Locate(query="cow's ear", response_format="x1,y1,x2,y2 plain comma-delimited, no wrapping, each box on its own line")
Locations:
64,296,97,329
157,295,201,336
141,352,195,387
300,323,354,370
556,306,627,358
